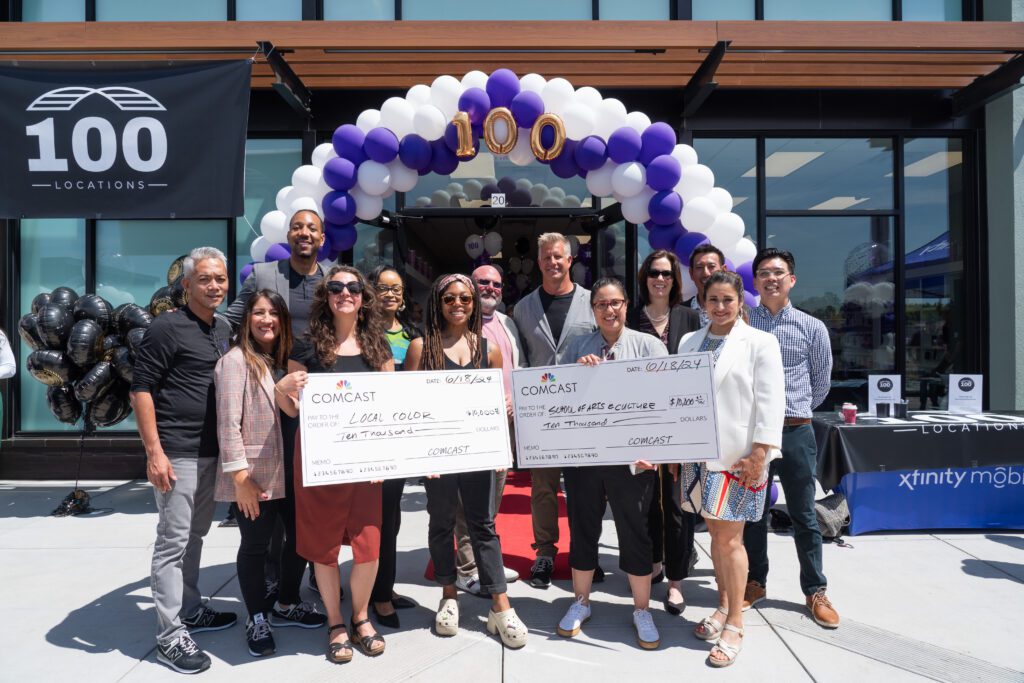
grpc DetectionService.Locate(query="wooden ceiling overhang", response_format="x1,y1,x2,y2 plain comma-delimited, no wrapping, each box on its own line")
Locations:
0,20,1021,91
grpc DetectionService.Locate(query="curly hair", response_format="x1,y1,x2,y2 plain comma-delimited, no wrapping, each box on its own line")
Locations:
420,274,483,371
306,265,392,371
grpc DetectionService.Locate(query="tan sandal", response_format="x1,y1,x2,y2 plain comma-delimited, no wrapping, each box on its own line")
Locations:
694,608,727,641
707,624,744,668
326,624,353,664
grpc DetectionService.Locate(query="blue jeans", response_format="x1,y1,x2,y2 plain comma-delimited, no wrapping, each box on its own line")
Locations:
743,424,827,596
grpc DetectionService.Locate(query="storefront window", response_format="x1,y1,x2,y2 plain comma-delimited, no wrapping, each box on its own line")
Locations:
21,0,85,21
96,0,226,20
765,138,894,211
764,0,891,20
402,0,590,19
18,219,86,432
903,138,966,409
236,139,302,275
324,0,395,19
599,0,670,19
902,0,962,20
693,138,757,243
237,0,302,20
353,225,396,278
692,0,754,19
595,221,627,287
767,216,896,409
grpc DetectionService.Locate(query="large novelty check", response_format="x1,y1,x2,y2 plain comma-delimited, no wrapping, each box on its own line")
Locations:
300,369,512,486
511,353,721,468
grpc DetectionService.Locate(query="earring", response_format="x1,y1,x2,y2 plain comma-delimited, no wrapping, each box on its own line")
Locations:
399,303,406,312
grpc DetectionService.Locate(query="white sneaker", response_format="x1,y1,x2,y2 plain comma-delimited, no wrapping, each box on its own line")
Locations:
503,566,520,582
455,573,483,595
556,596,591,637
633,609,660,649
435,598,459,636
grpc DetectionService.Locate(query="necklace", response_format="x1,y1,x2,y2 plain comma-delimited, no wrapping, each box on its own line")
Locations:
644,305,669,324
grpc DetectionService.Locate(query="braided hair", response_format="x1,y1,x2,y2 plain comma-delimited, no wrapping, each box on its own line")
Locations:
420,273,483,371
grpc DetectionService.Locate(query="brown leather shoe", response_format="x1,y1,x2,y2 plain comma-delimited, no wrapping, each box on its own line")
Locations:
806,589,840,629
741,580,765,611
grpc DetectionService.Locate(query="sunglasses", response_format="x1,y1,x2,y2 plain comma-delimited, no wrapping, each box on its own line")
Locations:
326,280,364,295
474,278,503,290
647,269,674,280
442,293,474,306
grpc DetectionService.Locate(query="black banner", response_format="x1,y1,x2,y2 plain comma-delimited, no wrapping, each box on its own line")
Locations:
0,60,250,218
813,411,1024,490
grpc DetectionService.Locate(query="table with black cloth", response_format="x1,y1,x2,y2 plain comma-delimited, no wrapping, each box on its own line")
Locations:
812,411,1024,534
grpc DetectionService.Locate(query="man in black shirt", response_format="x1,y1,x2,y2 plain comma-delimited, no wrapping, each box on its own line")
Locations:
131,247,235,675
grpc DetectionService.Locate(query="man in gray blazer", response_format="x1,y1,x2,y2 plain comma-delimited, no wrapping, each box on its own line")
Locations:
512,233,596,588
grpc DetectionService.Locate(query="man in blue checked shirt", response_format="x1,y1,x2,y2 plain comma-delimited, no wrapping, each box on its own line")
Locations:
741,247,840,630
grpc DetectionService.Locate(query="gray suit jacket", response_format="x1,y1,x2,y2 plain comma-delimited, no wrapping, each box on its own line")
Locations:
224,259,330,329
512,284,596,368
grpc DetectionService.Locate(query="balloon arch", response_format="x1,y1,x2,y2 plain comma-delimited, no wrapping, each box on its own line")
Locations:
247,68,759,305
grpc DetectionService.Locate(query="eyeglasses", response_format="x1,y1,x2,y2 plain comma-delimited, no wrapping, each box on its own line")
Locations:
375,284,404,295
647,269,674,280
474,278,503,290
442,293,474,306
755,269,791,279
593,299,626,311
326,280,364,295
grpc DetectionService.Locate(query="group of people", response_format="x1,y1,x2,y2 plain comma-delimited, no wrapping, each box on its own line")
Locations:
129,208,838,674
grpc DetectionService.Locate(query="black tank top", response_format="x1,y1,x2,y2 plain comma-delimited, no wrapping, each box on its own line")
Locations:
442,338,490,370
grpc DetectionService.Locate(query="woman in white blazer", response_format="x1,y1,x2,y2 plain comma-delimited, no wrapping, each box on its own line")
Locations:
674,270,784,668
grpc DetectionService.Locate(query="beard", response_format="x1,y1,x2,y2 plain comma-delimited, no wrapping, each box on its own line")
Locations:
479,293,499,315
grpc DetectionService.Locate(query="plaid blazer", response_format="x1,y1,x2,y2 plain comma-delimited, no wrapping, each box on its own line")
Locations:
214,346,286,502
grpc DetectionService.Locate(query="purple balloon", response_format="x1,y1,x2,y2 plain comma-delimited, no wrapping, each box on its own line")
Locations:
509,188,531,207
316,240,331,261
480,183,500,200
574,135,608,171
607,127,643,164
497,176,517,194
648,191,684,226
332,124,366,165
645,218,684,233
458,87,491,125
323,191,356,225
551,141,579,179
265,242,290,262
323,157,357,191
363,127,399,164
239,262,254,284
431,138,459,175
325,222,358,252
673,231,710,263
736,261,756,293
639,122,677,165
744,291,759,310
486,68,521,109
649,225,685,251
399,134,432,172
724,257,736,272
509,90,544,129
770,482,779,507
646,154,682,192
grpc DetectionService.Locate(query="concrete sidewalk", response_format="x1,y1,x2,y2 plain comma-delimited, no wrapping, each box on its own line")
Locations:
2,479,1023,682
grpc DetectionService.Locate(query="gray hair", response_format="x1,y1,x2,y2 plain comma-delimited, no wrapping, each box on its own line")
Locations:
537,232,570,253
183,246,228,279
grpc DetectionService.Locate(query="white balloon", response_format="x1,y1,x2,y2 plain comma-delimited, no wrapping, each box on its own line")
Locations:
520,73,547,95
541,78,575,116
489,117,512,153
382,187,395,199
680,196,719,233
249,236,270,262
380,97,416,139
275,185,295,214
529,182,550,205
671,143,698,168
508,256,522,273
449,192,467,207
412,104,447,141
706,212,745,247
356,108,381,133
508,130,535,166
351,187,384,221
282,186,304,214
461,70,489,91
516,273,530,290
483,231,503,255
388,160,418,192
541,197,564,208
675,164,716,202
725,237,757,265
574,86,602,110
680,277,698,301
415,196,431,207
514,178,533,191
406,83,432,107
521,258,535,274
446,182,464,194
292,165,322,195
260,210,288,244
621,187,655,224
431,190,451,207
563,103,596,140
463,179,483,200
357,160,391,196
611,162,647,198
312,176,331,204
706,187,735,214
570,262,586,282
624,111,651,134
563,194,582,208
595,98,628,140
290,196,322,218
465,233,485,259
548,186,566,200
585,159,617,197
567,235,580,257
430,75,464,119
312,143,337,168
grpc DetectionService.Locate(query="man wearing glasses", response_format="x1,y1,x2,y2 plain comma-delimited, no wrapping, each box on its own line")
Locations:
687,244,727,328
450,265,525,595
742,248,839,629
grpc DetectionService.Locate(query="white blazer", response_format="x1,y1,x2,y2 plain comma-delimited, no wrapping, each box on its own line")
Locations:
677,319,785,471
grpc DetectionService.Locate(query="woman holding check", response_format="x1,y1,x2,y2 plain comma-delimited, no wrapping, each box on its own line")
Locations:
555,277,669,650
404,273,527,650
675,270,785,668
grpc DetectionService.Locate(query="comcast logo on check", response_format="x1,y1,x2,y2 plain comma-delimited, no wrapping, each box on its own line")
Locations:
336,379,352,390
540,373,556,383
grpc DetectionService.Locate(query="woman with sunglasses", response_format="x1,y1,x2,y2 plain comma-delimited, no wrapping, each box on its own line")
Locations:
365,265,421,629
404,273,528,650
281,265,394,663
627,250,701,616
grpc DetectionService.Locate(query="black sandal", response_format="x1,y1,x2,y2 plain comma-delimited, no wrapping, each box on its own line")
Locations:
351,618,386,657
326,624,353,664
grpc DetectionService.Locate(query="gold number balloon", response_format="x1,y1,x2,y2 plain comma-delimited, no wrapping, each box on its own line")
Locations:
483,107,517,155
530,113,566,162
450,111,476,159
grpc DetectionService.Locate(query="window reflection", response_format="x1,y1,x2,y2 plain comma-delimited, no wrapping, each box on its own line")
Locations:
600,0,670,19
693,138,757,242
324,0,395,19
692,0,754,19
402,0,590,19
903,0,962,21
236,139,302,273
765,138,893,211
96,0,226,20
237,0,303,20
21,0,85,21
764,0,891,20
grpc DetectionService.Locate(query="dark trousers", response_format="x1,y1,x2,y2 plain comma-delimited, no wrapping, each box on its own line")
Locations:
265,414,300,582
233,496,305,618
743,424,828,596
564,466,655,577
648,464,697,581
370,477,406,603
425,469,507,595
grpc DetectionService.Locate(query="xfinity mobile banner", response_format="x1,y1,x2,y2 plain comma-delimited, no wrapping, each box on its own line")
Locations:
0,60,250,218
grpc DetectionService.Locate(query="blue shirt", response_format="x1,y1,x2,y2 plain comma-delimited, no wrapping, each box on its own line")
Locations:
748,302,833,418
